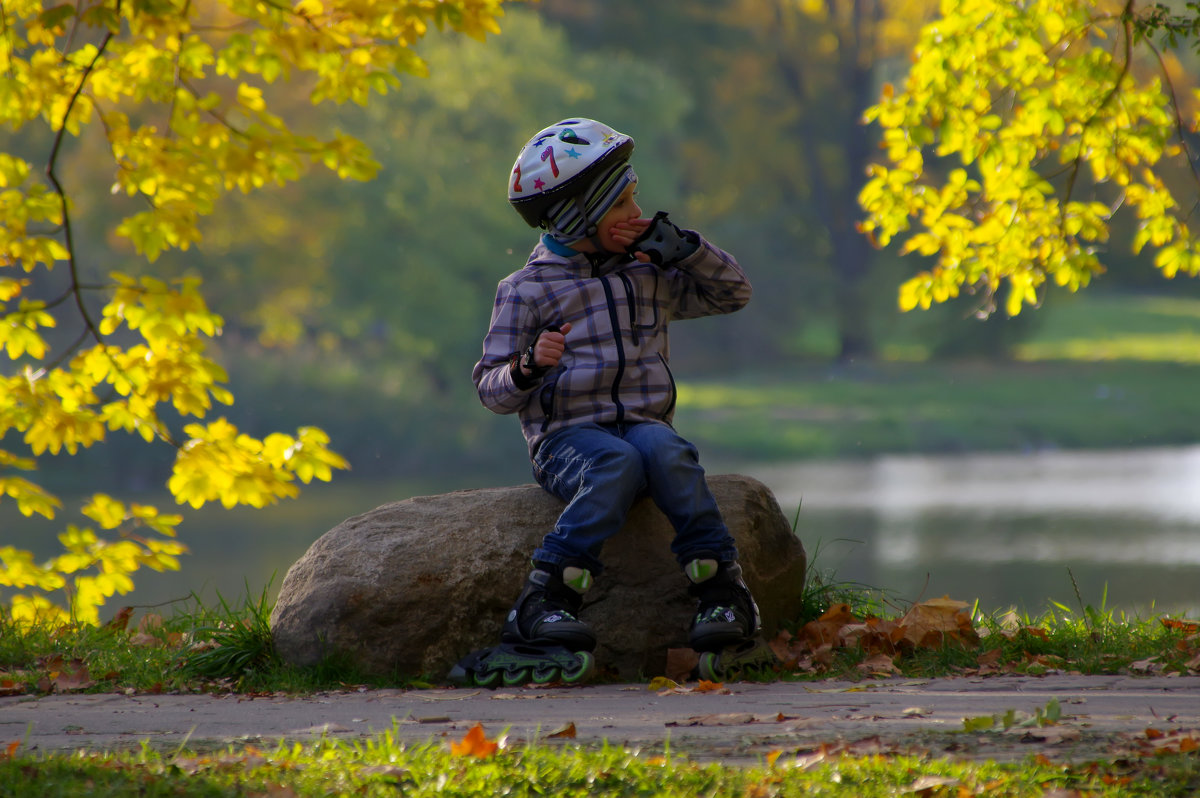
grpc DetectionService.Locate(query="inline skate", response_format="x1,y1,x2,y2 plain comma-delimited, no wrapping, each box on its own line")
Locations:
685,558,780,681
448,565,596,687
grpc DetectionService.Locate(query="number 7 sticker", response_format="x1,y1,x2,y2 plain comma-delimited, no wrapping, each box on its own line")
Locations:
540,146,559,178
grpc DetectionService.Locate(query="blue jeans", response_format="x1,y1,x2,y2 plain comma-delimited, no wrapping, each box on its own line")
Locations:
530,421,739,574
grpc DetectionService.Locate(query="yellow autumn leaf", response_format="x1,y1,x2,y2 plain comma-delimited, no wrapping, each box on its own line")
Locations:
1,0,502,625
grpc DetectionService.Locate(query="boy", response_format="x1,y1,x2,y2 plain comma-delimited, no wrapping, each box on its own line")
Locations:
464,118,761,684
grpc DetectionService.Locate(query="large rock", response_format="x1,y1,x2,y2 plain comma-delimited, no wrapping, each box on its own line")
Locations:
270,474,807,680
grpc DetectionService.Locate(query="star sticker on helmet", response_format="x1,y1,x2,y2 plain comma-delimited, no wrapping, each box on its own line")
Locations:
533,178,545,190
564,147,581,159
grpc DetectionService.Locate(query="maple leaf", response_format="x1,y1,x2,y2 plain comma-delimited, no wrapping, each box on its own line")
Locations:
37,655,94,692
857,653,900,677
1163,617,1200,634
0,677,25,697
800,602,858,648
897,596,980,649
449,723,498,759
103,606,134,633
546,722,576,739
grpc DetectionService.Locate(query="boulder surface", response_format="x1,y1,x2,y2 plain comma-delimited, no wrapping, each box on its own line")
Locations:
271,474,807,679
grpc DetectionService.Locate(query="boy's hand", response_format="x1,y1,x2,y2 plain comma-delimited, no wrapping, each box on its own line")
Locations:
608,218,654,262
521,322,573,376
628,211,700,266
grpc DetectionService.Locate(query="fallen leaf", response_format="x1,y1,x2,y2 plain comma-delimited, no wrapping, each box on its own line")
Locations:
1138,729,1200,754
647,676,679,692
857,653,900,677
289,723,351,735
667,713,758,727
810,643,835,668
1162,617,1200,634
1129,657,1163,674
1020,726,1081,744
0,678,25,697
977,648,1003,667
39,657,94,692
138,613,164,633
546,722,576,739
903,774,959,794
104,607,134,633
897,596,980,650
963,715,996,732
449,723,498,759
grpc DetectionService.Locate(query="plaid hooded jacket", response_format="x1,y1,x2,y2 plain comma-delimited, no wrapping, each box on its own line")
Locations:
472,234,751,457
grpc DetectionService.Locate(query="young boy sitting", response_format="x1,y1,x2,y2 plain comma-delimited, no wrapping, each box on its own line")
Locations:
471,118,761,676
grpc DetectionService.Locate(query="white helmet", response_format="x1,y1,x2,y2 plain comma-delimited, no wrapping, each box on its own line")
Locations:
508,119,635,239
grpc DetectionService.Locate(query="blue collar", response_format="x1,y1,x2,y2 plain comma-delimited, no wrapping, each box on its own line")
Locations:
541,234,579,257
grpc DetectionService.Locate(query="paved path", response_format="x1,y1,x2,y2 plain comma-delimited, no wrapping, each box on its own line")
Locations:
3,675,1198,765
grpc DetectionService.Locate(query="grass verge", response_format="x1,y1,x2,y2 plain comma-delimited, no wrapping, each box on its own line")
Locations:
2,572,1197,696
2,580,1199,796
2,725,1199,797
675,359,1200,463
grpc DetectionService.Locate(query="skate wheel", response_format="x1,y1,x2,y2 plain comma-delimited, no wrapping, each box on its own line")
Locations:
473,668,503,688
502,666,531,686
530,661,560,684
559,651,595,684
698,651,721,681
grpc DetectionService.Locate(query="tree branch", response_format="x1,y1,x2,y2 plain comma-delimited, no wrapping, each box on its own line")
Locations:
45,27,114,352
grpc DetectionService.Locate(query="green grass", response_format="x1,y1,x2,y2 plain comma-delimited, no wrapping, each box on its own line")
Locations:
2,567,1195,696
676,359,1200,462
0,589,406,697
2,575,1198,795
675,292,1200,463
2,728,1199,797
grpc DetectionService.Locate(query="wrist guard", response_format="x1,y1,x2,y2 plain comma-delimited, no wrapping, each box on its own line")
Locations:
630,211,701,266
512,323,561,387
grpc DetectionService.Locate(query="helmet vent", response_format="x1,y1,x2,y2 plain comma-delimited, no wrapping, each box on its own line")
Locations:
557,129,590,146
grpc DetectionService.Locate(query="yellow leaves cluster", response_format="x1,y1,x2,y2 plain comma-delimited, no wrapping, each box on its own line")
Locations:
4,0,504,261
171,421,348,509
1,495,186,626
2,0,496,625
858,0,1200,315
0,270,349,623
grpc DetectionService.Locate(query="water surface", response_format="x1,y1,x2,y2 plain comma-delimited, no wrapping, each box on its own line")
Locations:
5,447,1198,619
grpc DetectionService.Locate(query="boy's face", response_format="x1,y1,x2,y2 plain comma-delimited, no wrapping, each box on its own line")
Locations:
580,183,650,255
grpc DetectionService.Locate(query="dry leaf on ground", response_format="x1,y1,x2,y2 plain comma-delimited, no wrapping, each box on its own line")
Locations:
449,723,498,759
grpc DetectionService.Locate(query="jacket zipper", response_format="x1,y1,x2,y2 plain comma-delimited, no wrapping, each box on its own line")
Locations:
600,276,626,424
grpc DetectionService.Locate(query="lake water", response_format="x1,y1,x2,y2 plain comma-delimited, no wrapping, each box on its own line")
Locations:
751,446,1200,618
5,446,1199,619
